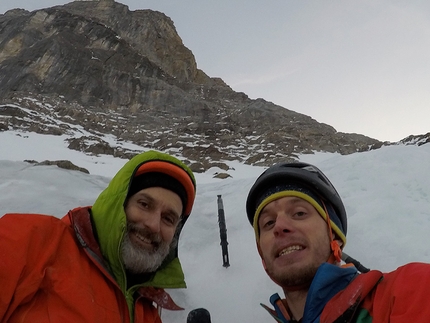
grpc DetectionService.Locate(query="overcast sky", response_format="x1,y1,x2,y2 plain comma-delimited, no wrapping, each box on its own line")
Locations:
2,0,430,142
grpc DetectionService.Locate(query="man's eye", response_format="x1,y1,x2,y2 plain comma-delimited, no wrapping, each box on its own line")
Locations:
163,215,176,225
262,219,275,228
295,211,306,217
139,201,149,208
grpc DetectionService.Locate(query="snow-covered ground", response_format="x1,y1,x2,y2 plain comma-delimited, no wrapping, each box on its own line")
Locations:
1,129,430,322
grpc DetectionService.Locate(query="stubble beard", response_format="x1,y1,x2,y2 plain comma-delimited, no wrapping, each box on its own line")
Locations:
270,262,319,288
121,222,178,274
265,249,331,289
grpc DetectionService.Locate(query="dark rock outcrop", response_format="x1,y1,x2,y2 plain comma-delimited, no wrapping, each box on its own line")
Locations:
0,1,384,171
25,159,90,173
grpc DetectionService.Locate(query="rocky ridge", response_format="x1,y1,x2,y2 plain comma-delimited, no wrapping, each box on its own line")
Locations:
0,0,420,174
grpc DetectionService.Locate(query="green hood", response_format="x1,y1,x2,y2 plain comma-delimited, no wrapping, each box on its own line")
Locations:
91,150,196,294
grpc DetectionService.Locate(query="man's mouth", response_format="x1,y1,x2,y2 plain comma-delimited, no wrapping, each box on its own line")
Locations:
134,231,152,244
278,245,304,257
131,230,160,249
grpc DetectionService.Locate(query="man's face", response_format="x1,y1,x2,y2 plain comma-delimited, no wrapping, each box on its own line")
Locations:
122,187,183,273
257,196,331,290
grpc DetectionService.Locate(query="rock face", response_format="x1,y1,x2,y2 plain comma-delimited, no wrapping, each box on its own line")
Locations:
0,0,383,171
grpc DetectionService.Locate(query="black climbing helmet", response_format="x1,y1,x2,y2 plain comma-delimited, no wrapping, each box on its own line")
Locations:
246,162,347,236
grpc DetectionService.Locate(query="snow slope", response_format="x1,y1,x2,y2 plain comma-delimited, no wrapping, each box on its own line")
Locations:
1,130,430,322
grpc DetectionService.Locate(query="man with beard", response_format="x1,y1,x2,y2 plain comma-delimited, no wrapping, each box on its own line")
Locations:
0,150,196,323
246,162,430,323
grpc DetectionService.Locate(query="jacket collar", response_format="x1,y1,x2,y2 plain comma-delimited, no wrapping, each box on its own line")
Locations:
320,269,383,322
264,263,359,323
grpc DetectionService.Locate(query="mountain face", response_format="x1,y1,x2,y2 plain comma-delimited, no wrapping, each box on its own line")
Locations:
0,0,386,172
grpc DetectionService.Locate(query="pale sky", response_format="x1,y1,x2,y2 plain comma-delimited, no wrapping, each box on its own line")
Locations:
2,0,430,142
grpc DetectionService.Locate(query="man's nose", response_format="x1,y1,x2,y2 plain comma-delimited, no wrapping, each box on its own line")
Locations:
143,210,161,233
273,212,293,236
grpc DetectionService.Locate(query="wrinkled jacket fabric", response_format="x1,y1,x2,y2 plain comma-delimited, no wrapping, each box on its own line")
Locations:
0,151,192,322
265,262,430,323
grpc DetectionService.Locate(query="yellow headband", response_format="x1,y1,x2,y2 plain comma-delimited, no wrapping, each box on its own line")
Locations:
252,190,346,246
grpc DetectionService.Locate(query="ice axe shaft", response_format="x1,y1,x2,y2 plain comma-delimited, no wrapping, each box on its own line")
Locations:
217,195,230,268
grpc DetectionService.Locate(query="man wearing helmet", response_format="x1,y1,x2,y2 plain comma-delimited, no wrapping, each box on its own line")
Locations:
246,162,430,323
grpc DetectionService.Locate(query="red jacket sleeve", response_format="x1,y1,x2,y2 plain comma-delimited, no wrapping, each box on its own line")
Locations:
371,262,430,323
0,213,66,321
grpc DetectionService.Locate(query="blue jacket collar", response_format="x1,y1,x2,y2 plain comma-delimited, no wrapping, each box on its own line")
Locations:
264,263,358,323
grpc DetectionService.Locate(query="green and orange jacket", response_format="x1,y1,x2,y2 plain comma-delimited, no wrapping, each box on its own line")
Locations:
265,262,430,323
0,151,194,323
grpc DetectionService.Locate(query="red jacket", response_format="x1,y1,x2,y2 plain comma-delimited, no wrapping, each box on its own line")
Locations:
321,262,430,322
0,208,181,323
265,262,430,322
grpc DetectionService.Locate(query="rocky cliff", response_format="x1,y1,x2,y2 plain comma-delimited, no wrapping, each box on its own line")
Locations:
0,0,383,172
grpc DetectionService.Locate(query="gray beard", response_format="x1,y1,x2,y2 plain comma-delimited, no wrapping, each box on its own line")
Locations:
121,223,177,274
